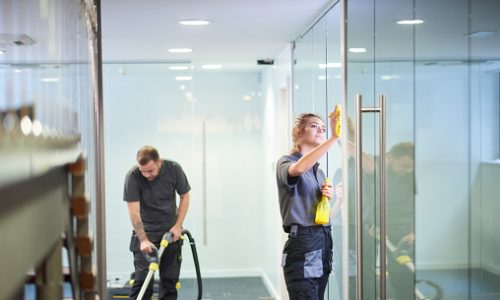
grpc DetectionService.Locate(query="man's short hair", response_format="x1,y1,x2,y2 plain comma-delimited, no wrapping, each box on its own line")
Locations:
137,145,160,165
388,142,413,159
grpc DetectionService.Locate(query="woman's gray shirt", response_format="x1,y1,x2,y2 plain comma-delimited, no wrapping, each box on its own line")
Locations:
276,152,327,229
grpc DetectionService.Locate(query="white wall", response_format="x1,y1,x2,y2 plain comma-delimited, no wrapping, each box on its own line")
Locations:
478,66,500,275
481,162,500,274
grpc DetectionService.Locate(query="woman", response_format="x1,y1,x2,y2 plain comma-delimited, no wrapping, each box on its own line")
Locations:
276,110,340,299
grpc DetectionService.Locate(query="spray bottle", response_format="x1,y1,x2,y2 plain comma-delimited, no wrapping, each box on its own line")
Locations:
315,177,331,225
329,104,342,137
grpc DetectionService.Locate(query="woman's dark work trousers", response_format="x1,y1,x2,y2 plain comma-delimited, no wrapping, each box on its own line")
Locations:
129,232,183,300
282,225,333,300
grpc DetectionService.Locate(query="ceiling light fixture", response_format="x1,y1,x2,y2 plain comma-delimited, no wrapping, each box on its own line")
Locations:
175,76,192,81
319,63,341,69
0,49,5,54
169,65,190,70
349,48,367,53
397,19,424,25
201,64,222,70
464,31,496,38
178,19,211,26
168,48,192,53
41,77,59,83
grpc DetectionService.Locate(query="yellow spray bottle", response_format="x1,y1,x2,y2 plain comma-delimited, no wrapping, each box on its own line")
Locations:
315,177,331,225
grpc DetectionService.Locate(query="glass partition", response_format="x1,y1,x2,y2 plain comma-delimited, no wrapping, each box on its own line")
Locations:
103,63,269,298
325,4,345,300
292,1,500,300
292,2,344,299
0,0,102,298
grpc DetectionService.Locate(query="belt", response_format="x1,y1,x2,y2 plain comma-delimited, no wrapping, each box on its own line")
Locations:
284,224,331,235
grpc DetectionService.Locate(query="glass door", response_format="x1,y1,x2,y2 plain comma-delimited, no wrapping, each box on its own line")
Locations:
346,0,416,299
292,1,500,299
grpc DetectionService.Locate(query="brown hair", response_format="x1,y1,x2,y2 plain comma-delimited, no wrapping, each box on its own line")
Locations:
291,113,323,153
388,142,414,159
137,145,160,165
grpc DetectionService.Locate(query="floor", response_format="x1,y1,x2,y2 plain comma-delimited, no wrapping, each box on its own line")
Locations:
416,268,500,300
107,276,272,300
23,268,500,299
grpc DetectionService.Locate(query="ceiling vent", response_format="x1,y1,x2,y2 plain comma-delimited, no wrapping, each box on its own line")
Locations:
0,33,37,46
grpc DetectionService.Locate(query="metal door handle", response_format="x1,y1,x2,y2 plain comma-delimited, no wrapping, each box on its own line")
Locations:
355,94,387,300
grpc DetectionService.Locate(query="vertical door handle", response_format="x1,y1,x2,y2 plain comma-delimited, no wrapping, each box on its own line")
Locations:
355,94,387,300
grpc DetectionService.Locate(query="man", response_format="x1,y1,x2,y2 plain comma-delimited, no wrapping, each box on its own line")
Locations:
386,142,415,300
124,145,191,300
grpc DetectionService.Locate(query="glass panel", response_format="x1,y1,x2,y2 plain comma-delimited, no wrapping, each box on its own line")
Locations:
293,17,327,118
375,0,416,300
326,4,346,300
347,0,416,299
0,0,99,298
293,17,328,168
293,27,314,114
346,1,378,299
414,0,472,299
470,1,500,298
103,63,266,297
413,1,500,299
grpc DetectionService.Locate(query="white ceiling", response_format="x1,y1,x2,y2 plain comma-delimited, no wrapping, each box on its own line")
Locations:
101,0,333,69
1,0,498,69
102,0,500,69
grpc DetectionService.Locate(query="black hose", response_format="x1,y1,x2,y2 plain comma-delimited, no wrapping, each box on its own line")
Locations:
181,229,202,300
416,279,444,300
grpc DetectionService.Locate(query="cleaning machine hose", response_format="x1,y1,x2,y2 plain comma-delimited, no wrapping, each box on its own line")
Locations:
181,229,202,300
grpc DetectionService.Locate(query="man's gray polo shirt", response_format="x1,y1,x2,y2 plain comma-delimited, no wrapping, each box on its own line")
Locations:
276,152,327,230
124,159,191,232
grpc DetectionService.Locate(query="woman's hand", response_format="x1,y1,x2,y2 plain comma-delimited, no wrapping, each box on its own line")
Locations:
321,181,334,199
329,105,341,139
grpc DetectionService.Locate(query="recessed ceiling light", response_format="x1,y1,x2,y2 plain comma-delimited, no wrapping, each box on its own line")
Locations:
169,65,189,70
0,49,5,54
318,63,341,69
41,77,59,83
201,64,222,70
178,19,211,26
168,48,192,53
397,19,424,25
381,74,401,80
349,48,366,53
175,76,192,81
464,31,496,38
